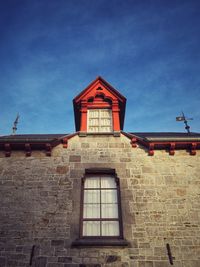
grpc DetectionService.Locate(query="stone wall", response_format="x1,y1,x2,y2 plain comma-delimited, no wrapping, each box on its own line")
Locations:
0,133,200,267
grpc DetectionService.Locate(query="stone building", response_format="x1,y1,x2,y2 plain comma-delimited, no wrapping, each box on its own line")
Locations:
0,77,200,267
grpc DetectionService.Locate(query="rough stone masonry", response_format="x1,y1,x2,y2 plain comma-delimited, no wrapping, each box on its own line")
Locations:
0,133,200,267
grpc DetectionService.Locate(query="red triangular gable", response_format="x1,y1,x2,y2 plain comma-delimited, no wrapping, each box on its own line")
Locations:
74,76,126,103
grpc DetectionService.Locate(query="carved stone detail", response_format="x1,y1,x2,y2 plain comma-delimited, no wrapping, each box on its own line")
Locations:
25,144,31,157
4,143,11,157
45,143,52,156
190,142,197,155
63,138,68,148
148,143,154,156
169,143,175,155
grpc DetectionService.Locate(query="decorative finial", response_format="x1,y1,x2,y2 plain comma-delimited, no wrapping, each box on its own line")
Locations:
12,114,20,135
176,112,193,134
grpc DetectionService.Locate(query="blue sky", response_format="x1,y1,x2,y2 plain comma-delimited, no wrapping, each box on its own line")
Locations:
0,0,200,135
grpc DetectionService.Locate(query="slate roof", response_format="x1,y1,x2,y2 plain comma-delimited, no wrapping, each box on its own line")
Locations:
130,132,200,142
0,132,200,143
0,134,68,142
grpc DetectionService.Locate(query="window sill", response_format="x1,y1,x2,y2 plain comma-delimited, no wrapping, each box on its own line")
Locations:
79,131,121,137
71,238,129,247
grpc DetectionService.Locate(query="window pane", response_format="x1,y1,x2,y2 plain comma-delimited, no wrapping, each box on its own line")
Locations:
85,177,100,188
84,204,100,218
88,126,99,132
100,110,111,117
83,221,100,236
89,110,99,118
101,204,118,218
89,118,99,126
102,221,119,236
101,190,117,203
101,118,111,126
101,177,116,188
84,190,100,203
88,109,112,133
100,126,112,132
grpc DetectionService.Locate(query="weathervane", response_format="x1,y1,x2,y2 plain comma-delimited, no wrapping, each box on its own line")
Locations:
176,112,193,134
12,114,20,135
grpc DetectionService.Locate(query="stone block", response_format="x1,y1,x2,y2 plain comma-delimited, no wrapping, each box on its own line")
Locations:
34,256,47,267
56,166,69,174
130,256,145,260
106,255,121,263
81,143,90,148
138,261,153,267
129,240,138,248
69,155,81,162
176,188,187,196
7,260,18,266
64,264,79,267
4,244,15,251
154,261,170,267
154,247,166,257
138,242,150,248
120,158,131,162
130,262,138,267
58,257,72,263
51,240,64,246
10,253,27,260
109,143,124,148
70,169,83,178
47,263,64,267
97,143,108,148
16,246,23,252
0,257,5,267
47,256,58,263
183,260,200,267
129,248,139,255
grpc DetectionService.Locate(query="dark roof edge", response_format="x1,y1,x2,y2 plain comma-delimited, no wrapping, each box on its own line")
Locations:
128,132,200,142
0,133,77,145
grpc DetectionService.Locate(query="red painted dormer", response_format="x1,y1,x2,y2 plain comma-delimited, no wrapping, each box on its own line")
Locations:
73,77,126,133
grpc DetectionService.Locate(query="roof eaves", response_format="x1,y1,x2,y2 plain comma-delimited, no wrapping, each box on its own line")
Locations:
145,137,200,142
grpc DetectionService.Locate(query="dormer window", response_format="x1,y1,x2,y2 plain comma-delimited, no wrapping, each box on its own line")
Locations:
88,109,112,133
73,77,126,134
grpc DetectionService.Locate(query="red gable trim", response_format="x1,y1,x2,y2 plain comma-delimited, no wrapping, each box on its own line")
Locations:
74,76,126,103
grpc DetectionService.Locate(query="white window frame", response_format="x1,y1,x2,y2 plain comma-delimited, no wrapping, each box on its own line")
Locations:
87,109,113,133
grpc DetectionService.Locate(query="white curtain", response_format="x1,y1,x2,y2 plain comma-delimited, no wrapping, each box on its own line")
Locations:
101,177,116,188
88,109,112,132
84,190,100,203
102,221,119,236
102,204,118,218
84,204,100,218
83,221,100,236
101,189,117,202
85,177,100,188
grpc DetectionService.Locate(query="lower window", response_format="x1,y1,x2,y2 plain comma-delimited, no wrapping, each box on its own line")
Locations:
81,169,123,238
